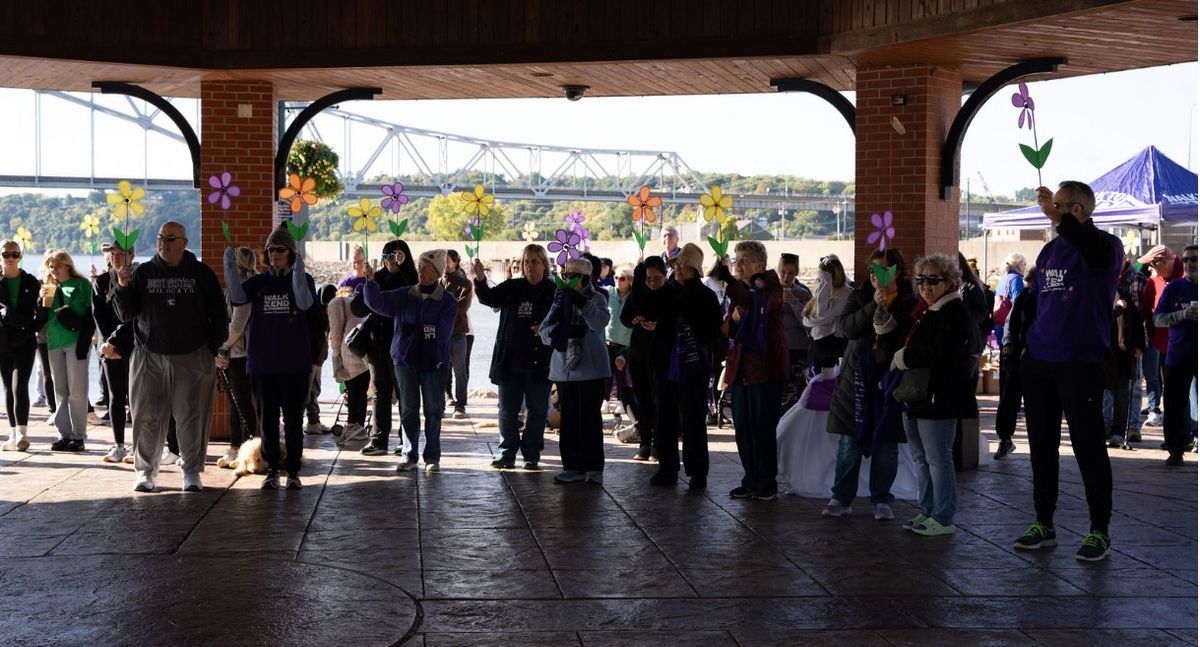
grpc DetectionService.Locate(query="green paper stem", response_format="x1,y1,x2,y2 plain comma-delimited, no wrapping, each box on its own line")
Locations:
706,235,728,258
870,261,897,287
465,244,475,259
221,220,232,243
389,219,409,238
286,220,309,242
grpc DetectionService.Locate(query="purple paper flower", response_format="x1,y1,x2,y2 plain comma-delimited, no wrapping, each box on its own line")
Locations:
1011,82,1035,130
564,209,585,231
381,182,409,213
867,211,894,252
576,226,591,251
463,215,481,238
207,172,240,210
547,228,582,266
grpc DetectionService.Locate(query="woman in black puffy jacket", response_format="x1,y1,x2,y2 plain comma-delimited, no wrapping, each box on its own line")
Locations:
889,254,977,537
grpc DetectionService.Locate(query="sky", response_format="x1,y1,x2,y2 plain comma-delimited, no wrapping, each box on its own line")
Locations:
0,62,1194,201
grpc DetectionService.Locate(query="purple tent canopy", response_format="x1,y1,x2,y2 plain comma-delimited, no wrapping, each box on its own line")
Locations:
983,146,1198,230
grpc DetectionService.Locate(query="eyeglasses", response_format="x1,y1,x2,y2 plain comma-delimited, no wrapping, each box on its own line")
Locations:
1,252,21,260
266,246,289,254
914,274,945,286
157,234,181,243
1183,256,1198,263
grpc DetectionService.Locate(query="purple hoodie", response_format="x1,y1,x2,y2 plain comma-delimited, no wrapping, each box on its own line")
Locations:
1026,217,1123,364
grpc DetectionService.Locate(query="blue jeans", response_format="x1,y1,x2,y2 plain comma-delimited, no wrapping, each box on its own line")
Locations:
1144,345,1164,413
446,334,469,408
831,434,898,506
903,416,958,525
395,364,449,464
730,380,783,493
1129,355,1145,433
497,372,551,463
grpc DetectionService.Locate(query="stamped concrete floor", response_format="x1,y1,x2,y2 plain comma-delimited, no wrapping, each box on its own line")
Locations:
0,396,1195,646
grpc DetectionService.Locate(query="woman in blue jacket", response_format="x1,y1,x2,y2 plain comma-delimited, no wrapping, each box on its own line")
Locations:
364,249,458,473
539,257,611,484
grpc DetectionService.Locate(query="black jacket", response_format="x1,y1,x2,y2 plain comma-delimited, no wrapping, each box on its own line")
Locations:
93,269,122,339
675,275,724,349
895,294,978,420
474,276,555,385
959,279,990,356
0,271,47,352
621,263,681,365
113,250,228,355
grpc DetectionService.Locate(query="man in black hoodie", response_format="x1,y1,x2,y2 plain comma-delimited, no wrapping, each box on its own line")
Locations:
114,221,228,493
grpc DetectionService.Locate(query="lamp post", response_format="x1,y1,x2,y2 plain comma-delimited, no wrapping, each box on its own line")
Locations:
832,202,841,240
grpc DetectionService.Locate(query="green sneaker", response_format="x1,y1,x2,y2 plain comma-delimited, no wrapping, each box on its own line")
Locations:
1012,522,1057,550
911,517,957,536
1075,531,1111,562
902,513,929,531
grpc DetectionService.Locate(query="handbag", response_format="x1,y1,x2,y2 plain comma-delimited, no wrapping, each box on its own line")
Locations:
892,367,931,403
992,295,1012,325
344,314,373,358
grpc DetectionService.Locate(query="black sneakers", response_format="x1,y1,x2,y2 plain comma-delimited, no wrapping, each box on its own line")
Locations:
729,486,753,499
1075,531,1111,562
649,472,677,486
993,439,1015,460
1012,522,1057,550
50,438,72,451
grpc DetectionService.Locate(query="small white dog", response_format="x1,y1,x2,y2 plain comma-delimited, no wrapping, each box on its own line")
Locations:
218,437,287,477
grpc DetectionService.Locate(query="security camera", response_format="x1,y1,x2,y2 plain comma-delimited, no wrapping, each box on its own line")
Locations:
560,85,589,101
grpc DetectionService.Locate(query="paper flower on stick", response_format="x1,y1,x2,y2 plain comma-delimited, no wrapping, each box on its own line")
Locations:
207,172,240,210
699,185,734,257
1012,81,1052,185
279,174,318,213
460,184,495,217
347,198,383,233
628,185,662,253
522,222,539,242
699,186,733,225
379,183,410,238
867,211,895,253
564,210,590,251
107,180,145,222
15,227,32,253
80,214,100,254
547,229,582,266
463,215,484,260
107,180,145,251
1123,230,1142,261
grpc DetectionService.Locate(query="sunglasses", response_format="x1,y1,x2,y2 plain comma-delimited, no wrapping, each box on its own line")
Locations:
1,252,21,260
380,252,397,261
266,245,289,254
157,234,181,243
914,274,945,286
1183,256,1198,263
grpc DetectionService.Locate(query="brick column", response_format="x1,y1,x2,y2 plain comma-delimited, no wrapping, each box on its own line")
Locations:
200,80,277,440
853,66,962,283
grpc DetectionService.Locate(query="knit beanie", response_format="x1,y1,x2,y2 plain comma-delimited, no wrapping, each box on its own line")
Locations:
265,227,297,254
419,249,447,276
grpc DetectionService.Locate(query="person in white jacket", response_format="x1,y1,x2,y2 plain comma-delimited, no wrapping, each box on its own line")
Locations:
802,254,852,369
328,286,371,443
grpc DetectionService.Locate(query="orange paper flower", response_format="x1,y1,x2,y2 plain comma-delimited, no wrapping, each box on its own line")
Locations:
627,185,661,224
278,174,318,213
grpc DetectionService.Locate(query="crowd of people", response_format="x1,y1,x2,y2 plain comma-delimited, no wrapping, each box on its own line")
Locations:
0,180,1194,563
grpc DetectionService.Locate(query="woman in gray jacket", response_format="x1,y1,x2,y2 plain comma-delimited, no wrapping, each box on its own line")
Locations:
539,257,611,484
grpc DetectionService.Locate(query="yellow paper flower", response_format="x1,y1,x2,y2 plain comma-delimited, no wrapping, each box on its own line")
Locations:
460,184,495,217
279,174,319,213
15,227,32,252
80,214,100,238
347,197,383,232
699,185,733,225
106,180,146,221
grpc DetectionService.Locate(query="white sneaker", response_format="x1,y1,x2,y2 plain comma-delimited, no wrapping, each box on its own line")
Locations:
217,446,238,468
133,475,156,492
122,451,135,464
425,463,440,473
304,422,329,435
161,449,181,466
821,499,852,517
102,444,128,463
395,460,418,472
1146,411,1164,426
873,503,895,521
614,424,641,444
182,472,202,492
344,424,370,442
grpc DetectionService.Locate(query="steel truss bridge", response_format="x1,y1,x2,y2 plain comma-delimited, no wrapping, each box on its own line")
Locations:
5,90,854,214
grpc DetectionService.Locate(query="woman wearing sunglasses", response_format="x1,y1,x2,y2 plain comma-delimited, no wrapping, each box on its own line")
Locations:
888,254,977,536
0,241,47,453
354,240,418,455
223,227,317,490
